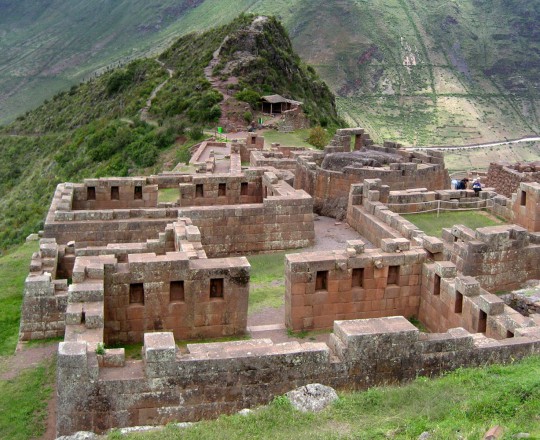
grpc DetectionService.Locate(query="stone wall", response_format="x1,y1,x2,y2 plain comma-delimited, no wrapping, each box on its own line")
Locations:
442,224,540,292
178,172,263,207
56,316,540,436
285,238,424,331
512,182,540,232
486,162,540,198
418,261,531,338
104,254,250,344
19,239,68,340
239,134,264,163
250,150,297,171
44,184,179,246
72,178,158,210
178,172,315,257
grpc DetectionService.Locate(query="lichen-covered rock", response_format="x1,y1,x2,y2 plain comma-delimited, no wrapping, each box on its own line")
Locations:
286,383,338,412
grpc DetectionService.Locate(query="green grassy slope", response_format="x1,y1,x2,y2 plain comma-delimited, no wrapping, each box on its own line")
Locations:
2,0,539,146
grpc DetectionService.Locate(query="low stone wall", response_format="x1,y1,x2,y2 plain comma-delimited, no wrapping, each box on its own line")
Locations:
486,162,540,198
285,238,425,331
178,173,314,257
56,316,540,436
250,150,297,171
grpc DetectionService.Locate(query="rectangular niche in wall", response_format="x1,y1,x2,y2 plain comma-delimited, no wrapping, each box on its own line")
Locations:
241,182,248,196
387,266,400,285
521,191,527,206
170,281,185,302
130,283,144,305
87,186,96,201
210,278,224,299
315,271,328,291
433,274,441,295
111,186,120,200
478,310,487,333
218,183,226,197
455,291,463,313
352,268,364,288
134,186,143,200
195,184,204,198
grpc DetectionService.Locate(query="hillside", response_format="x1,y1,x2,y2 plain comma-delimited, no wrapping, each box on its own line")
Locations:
1,0,539,146
0,14,338,251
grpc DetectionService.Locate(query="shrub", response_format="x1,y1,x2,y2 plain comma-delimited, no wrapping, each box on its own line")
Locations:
235,89,261,108
307,126,329,149
243,111,253,124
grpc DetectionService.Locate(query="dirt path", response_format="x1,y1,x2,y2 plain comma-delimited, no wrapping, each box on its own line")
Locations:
0,342,58,380
140,59,174,125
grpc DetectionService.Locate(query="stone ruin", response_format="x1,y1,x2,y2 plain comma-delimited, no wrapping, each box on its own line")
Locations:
486,160,540,198
16,129,540,437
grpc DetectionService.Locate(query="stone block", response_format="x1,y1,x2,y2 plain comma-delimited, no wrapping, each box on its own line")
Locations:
455,276,480,297
144,332,177,363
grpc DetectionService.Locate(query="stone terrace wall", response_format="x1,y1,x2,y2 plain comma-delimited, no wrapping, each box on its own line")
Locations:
442,224,540,292
19,239,68,340
486,162,540,198
178,173,314,257
295,141,449,219
72,178,158,210
178,171,263,207
56,317,540,436
419,261,531,338
285,238,425,331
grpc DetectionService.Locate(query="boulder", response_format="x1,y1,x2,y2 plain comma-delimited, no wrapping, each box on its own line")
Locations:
286,383,338,412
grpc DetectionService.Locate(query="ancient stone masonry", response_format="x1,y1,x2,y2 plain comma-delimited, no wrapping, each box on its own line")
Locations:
486,161,540,198
178,171,314,257
17,129,540,437
56,317,540,436
294,129,450,219
19,238,68,340
441,224,540,292
285,238,424,331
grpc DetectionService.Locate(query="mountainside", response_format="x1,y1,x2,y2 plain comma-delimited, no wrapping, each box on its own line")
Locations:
1,0,539,145
0,14,338,250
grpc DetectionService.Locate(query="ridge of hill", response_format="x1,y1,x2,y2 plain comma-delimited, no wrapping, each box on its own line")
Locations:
1,0,539,146
0,14,338,250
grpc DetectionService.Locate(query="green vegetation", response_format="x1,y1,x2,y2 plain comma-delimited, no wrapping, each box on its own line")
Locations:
403,211,505,237
262,129,312,149
306,126,330,149
0,358,55,440
158,188,180,204
0,241,38,355
112,356,540,439
247,252,286,313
